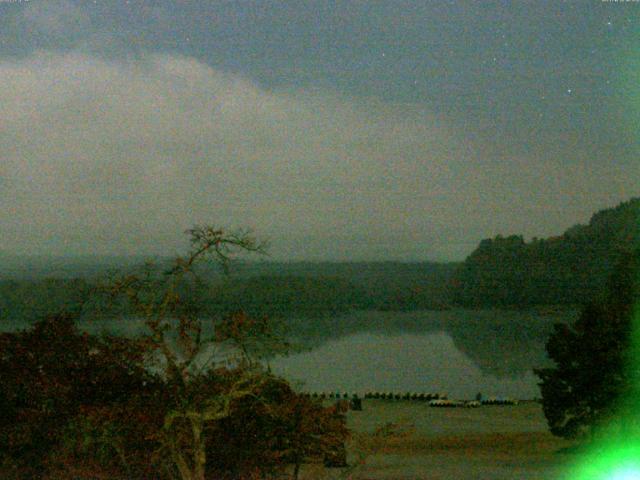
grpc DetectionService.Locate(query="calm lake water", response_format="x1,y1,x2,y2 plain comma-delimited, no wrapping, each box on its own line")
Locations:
4,308,577,401
273,308,577,400
270,331,540,400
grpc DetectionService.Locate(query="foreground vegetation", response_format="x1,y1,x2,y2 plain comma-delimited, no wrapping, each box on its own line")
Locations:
536,248,640,441
0,227,348,480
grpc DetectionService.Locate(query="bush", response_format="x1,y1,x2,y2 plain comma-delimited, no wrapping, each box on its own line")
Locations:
0,314,152,477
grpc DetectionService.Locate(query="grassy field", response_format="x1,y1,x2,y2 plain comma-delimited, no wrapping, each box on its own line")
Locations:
301,400,576,480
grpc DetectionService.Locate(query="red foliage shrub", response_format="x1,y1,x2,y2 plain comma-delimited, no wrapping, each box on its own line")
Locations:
0,314,154,477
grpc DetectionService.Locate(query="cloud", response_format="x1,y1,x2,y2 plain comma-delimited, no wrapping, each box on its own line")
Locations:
22,0,90,38
1,51,633,260
0,51,472,258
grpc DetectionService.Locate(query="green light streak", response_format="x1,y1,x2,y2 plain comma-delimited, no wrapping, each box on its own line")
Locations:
565,300,640,479
570,444,640,479
611,466,640,480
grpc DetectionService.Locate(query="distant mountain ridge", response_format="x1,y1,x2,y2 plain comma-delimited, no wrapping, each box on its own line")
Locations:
0,260,457,324
450,197,640,307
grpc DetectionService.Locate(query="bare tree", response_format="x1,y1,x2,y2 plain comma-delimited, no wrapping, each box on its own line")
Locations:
106,226,278,480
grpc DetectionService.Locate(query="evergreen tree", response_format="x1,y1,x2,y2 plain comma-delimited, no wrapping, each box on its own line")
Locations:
535,249,640,439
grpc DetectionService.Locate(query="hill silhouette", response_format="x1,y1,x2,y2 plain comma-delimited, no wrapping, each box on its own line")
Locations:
450,198,640,307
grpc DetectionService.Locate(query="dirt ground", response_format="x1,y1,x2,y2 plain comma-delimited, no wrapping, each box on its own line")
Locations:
300,400,576,480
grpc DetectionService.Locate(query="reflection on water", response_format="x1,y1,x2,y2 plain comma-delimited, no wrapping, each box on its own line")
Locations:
274,309,577,400
284,308,578,376
270,331,541,399
3,308,577,400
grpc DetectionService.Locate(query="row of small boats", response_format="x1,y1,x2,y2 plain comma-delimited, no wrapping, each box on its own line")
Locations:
300,391,518,406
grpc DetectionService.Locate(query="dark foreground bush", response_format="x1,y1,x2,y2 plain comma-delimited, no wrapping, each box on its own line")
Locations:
0,314,151,477
0,315,348,479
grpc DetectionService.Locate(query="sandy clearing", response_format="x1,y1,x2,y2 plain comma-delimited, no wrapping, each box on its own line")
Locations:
300,400,576,479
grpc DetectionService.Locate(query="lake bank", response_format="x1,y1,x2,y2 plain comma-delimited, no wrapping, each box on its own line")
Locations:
300,400,575,479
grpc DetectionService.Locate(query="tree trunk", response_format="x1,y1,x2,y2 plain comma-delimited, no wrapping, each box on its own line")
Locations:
192,416,207,480
293,456,301,480
171,447,194,480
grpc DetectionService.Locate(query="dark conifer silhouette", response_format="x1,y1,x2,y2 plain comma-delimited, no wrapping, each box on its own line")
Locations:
535,249,640,439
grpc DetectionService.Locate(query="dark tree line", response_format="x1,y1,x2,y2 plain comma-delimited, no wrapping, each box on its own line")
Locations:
452,198,640,307
0,264,454,326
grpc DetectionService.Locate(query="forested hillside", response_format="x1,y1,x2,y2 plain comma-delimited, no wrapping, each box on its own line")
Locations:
450,198,640,307
4,198,637,319
0,262,456,325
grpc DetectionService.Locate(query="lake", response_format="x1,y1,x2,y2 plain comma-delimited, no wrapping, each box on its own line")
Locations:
272,308,577,400
270,331,541,400
3,308,577,400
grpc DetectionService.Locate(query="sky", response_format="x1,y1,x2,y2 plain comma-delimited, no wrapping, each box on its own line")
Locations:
0,0,638,261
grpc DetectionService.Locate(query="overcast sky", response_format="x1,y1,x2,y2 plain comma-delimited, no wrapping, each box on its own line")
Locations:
0,0,638,261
